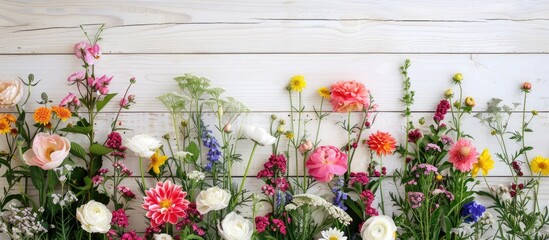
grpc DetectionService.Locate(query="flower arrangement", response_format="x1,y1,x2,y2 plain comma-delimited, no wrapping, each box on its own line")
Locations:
0,29,547,240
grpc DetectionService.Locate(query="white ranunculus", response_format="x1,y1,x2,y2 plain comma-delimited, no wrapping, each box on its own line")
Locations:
218,212,253,240
243,125,276,146
0,78,23,108
196,186,231,214
76,200,112,233
360,215,397,240
154,233,173,240
124,134,162,158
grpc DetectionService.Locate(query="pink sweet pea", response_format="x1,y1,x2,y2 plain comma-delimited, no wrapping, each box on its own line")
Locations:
60,92,80,107
94,75,113,95
74,41,91,59
68,71,86,83
306,146,348,182
23,133,71,170
84,44,101,65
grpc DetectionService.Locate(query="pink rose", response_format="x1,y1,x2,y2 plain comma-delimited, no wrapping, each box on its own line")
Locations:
330,80,370,113
306,146,348,182
23,133,71,170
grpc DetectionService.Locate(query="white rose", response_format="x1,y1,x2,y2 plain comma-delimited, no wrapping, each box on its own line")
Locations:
243,125,276,146
76,200,112,233
154,233,173,240
360,215,397,240
196,186,230,214
218,212,253,240
124,134,162,158
0,79,23,108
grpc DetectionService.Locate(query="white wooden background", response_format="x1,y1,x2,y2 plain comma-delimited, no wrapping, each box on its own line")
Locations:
1,0,549,234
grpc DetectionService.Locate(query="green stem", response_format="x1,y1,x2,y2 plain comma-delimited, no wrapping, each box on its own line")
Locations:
238,143,258,199
313,98,324,146
379,156,385,214
139,157,147,189
345,111,352,180
302,152,308,191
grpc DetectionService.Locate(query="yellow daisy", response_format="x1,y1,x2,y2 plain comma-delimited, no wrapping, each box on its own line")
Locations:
530,156,549,176
148,150,169,175
289,75,306,92
33,107,51,125
285,131,294,139
0,119,10,134
472,148,495,177
318,87,331,100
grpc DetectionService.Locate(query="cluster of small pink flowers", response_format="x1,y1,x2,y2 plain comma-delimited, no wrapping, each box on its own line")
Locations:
111,209,129,227
432,186,455,201
257,154,289,196
349,172,370,186
117,186,136,199
113,162,133,176
360,190,378,217
254,214,287,235
408,192,426,209
367,163,383,177
412,164,438,175
425,143,442,152
86,75,113,95
92,175,104,186
120,94,136,108
510,183,525,198
107,230,142,240
145,226,163,238
512,161,524,176
106,132,127,158
433,99,450,123
175,203,205,236
440,135,454,145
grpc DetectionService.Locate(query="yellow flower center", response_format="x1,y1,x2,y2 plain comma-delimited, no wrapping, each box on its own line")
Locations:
159,199,172,209
460,147,470,157
538,162,547,170
329,237,338,240
45,147,56,161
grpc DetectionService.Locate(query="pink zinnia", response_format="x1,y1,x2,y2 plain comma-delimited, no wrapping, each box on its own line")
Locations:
330,80,370,113
142,181,190,228
305,146,348,182
448,138,479,172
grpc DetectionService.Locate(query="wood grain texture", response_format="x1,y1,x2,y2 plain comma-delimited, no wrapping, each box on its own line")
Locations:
0,54,548,112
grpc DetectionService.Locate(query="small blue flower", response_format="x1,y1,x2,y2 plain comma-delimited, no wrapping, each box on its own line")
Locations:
201,120,222,172
332,177,348,210
461,201,486,223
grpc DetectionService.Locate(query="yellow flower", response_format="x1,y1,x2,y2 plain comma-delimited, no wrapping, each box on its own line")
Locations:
318,87,331,99
52,106,72,122
0,114,16,123
148,150,169,175
0,119,9,134
472,148,495,177
289,75,306,92
530,156,549,176
435,174,443,181
465,97,475,107
33,107,51,125
285,131,294,139
453,73,463,82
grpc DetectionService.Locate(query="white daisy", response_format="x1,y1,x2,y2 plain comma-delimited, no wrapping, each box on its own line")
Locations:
318,227,347,240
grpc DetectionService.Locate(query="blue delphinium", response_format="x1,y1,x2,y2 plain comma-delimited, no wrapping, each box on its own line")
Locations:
332,177,348,210
460,201,486,223
201,121,222,172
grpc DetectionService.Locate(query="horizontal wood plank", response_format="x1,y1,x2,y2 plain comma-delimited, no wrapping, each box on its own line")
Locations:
0,54,548,112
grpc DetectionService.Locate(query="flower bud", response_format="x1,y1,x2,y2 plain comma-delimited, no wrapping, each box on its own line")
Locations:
276,127,284,134
444,89,454,98
278,119,285,125
521,82,532,91
532,110,538,116
490,130,497,135
298,140,313,154
163,134,171,140
181,120,188,128
418,117,425,125
465,97,475,107
130,77,136,84
453,73,463,82
128,94,136,103
223,123,232,133
453,100,461,109
271,114,277,120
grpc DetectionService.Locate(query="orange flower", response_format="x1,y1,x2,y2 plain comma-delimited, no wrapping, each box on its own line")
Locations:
366,131,396,156
33,107,52,125
0,119,9,134
0,114,16,123
52,106,72,122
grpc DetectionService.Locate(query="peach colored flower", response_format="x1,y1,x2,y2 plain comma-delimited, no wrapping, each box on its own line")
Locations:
367,131,397,156
143,181,190,228
298,140,313,154
448,138,479,172
52,106,72,122
306,146,348,182
23,133,71,170
330,80,369,113
33,107,52,125
0,79,23,108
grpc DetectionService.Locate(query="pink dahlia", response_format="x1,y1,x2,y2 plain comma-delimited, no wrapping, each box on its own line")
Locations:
330,80,370,113
306,146,348,182
142,181,190,227
448,138,479,172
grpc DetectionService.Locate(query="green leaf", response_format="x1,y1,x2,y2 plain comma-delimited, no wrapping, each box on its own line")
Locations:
96,93,117,112
60,125,93,135
74,177,92,192
89,144,113,156
186,141,200,163
70,142,87,159
29,166,44,190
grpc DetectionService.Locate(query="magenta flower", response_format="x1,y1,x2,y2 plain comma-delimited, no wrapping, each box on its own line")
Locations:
68,71,86,83
60,92,80,107
305,146,348,182
448,138,479,172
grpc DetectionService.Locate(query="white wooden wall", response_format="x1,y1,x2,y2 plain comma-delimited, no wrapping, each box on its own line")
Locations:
1,0,549,233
